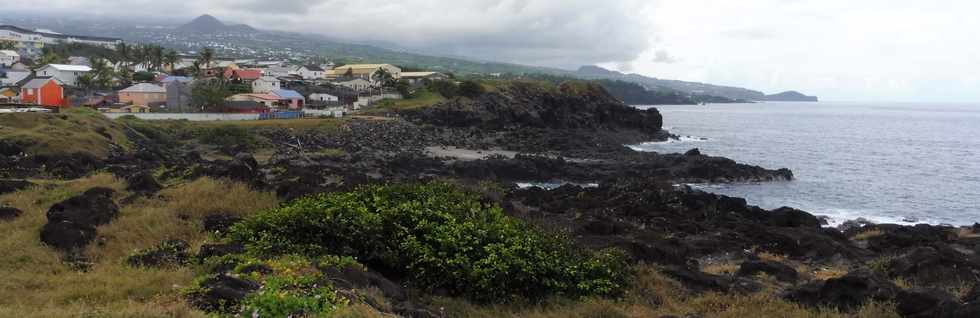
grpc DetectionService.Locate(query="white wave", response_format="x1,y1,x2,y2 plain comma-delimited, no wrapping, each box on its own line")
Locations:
516,182,599,190
627,136,710,151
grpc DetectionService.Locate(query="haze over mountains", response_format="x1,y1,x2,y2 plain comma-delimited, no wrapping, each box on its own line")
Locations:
176,14,256,34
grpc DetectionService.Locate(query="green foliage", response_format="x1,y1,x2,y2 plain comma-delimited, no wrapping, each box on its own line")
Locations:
426,80,459,98
0,40,16,50
230,182,631,302
133,71,156,82
457,80,486,98
191,78,235,111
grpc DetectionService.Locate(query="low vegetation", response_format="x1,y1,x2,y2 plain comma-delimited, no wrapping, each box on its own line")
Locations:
229,182,631,303
0,108,132,158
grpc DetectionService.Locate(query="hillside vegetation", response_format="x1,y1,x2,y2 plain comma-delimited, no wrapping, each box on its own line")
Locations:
0,108,132,158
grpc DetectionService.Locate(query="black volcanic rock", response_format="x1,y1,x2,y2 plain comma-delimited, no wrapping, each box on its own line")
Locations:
764,91,819,102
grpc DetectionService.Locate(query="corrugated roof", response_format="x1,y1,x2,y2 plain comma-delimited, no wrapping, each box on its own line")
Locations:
120,83,165,93
333,64,395,70
0,50,18,56
303,65,325,72
43,64,93,72
22,78,60,89
401,72,441,78
271,89,304,99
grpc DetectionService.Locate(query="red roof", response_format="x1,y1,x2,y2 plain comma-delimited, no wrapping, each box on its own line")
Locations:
224,68,262,81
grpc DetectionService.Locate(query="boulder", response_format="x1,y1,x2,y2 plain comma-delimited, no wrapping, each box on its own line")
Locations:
886,245,980,287
0,180,33,195
196,242,245,262
784,269,898,311
125,172,162,194
867,224,957,253
188,274,260,312
39,188,119,251
202,214,243,234
126,239,190,268
0,206,22,221
767,207,822,228
684,148,702,156
896,289,960,318
737,260,799,283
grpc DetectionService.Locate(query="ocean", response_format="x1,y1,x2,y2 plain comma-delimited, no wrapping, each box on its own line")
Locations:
629,102,980,226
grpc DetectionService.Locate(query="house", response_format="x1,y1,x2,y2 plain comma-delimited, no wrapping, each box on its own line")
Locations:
223,100,271,114
20,77,64,107
68,56,91,66
271,89,305,109
224,68,263,83
0,68,30,86
297,65,325,80
0,87,18,102
263,65,295,78
308,93,339,103
401,72,449,85
0,25,121,56
36,64,92,86
251,76,281,93
327,64,402,82
226,93,282,108
119,83,166,106
164,78,194,112
0,50,18,67
335,78,374,92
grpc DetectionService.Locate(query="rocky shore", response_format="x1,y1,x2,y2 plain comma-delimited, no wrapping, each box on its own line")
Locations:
1,82,977,317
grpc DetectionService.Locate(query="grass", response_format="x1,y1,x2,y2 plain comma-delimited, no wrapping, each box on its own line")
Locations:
852,229,885,241
361,89,446,114
0,108,132,158
0,174,277,317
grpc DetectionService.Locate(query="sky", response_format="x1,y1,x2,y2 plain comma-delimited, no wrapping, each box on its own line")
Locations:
7,0,980,102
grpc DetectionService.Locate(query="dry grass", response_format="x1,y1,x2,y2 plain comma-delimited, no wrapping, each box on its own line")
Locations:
701,261,740,276
957,228,980,239
192,117,349,130
0,175,277,317
431,265,900,318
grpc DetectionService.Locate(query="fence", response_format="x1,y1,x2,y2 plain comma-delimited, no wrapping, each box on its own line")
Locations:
103,113,261,121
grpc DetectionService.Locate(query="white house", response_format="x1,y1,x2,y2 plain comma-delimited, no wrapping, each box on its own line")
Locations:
0,50,19,67
336,78,374,92
251,76,281,93
1,69,30,86
309,93,339,103
263,65,295,78
297,65,325,80
36,64,92,86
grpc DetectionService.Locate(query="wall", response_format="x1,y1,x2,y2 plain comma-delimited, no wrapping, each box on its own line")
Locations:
103,113,260,121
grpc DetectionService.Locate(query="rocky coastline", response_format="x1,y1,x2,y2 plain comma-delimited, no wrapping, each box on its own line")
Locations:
1,82,977,317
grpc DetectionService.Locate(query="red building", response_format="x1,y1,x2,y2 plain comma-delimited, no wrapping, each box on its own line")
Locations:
20,78,65,107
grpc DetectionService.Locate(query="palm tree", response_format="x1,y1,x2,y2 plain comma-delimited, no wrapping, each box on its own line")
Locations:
115,42,130,68
164,50,179,72
151,45,164,71
198,47,214,70
372,68,394,87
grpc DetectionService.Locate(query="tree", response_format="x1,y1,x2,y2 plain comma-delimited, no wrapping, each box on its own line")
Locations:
427,80,458,98
34,51,65,70
394,79,412,98
457,80,486,99
191,78,234,112
89,57,116,89
198,47,214,70
76,73,96,96
0,40,16,50
371,67,395,88
164,50,179,72
115,42,130,67
150,45,164,71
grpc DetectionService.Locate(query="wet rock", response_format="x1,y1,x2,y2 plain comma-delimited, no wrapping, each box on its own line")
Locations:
39,188,118,251
126,239,190,268
784,269,898,312
125,171,162,194
767,207,822,228
0,206,22,221
867,224,957,253
202,214,243,234
684,148,702,156
737,260,799,283
0,179,33,195
188,274,260,312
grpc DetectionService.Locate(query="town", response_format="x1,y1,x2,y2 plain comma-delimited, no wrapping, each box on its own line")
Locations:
0,24,452,119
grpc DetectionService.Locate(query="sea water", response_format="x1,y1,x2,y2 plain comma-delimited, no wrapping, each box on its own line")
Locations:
629,102,980,226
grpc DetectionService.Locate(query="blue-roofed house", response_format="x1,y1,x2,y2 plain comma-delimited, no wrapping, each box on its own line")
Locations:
271,89,305,109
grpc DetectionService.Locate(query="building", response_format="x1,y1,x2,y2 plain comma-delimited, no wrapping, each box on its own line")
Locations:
327,64,402,82
67,56,91,66
223,100,271,114
0,68,30,86
271,89,305,109
224,68,263,83
227,93,282,108
20,78,64,107
0,50,18,67
164,78,194,112
401,71,449,85
0,25,121,56
251,76,281,93
0,87,17,102
119,83,166,106
263,65,295,78
335,78,374,92
36,64,92,86
308,93,339,103
297,65,325,80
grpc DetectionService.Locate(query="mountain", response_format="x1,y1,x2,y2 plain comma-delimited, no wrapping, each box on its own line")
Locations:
176,14,255,34
764,91,819,102
573,66,766,101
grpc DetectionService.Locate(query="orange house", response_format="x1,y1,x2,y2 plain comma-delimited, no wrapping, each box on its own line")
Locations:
20,78,65,107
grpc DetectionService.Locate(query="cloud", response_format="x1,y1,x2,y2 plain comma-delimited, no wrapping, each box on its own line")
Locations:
8,0,655,69
652,50,678,63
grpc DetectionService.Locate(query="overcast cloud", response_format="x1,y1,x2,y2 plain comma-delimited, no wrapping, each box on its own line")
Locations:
7,1,980,101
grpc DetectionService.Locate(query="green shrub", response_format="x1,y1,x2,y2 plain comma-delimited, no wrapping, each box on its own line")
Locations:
230,182,631,302
194,125,256,148
239,256,346,317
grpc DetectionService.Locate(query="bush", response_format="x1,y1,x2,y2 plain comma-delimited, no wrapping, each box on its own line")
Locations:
457,80,486,98
426,80,458,98
230,182,630,302
194,125,256,148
